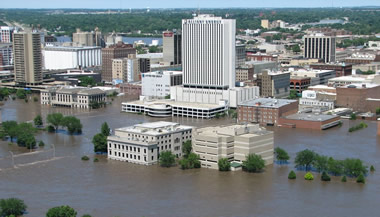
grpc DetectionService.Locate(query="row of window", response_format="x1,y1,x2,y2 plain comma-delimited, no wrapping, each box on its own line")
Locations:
110,151,153,162
110,143,151,153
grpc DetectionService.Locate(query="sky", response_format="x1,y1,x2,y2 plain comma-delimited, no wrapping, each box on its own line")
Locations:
1,0,380,9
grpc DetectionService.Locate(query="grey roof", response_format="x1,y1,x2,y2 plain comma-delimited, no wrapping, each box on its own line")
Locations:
78,88,105,95
285,113,338,122
239,98,297,108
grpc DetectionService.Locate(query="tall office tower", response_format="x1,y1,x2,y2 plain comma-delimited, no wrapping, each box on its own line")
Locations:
102,42,136,82
0,43,13,66
235,44,246,67
0,26,18,43
304,34,336,63
182,14,236,89
138,58,150,73
163,30,181,65
73,28,95,47
13,32,43,85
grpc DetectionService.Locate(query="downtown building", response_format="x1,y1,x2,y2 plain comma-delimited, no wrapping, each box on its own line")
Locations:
303,33,336,63
0,26,18,43
101,42,136,82
107,121,193,165
170,14,258,108
162,30,181,65
13,32,43,85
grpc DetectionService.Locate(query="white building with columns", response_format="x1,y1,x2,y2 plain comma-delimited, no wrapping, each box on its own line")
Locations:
42,46,101,70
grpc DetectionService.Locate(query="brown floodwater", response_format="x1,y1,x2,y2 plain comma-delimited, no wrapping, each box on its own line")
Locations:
0,96,380,217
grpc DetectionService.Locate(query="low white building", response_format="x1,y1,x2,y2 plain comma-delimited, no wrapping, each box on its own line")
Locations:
142,71,182,98
170,86,259,108
43,46,102,70
328,74,380,87
122,98,228,119
41,86,106,109
107,121,193,165
299,90,335,112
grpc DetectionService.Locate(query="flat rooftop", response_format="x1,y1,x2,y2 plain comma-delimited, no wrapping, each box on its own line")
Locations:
239,98,297,108
309,85,336,90
285,113,338,122
116,121,192,136
341,83,379,89
195,124,272,137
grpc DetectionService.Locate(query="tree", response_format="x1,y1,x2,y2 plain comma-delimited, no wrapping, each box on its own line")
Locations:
92,133,107,153
242,154,265,173
16,89,27,99
101,122,110,136
82,215,92,217
356,173,365,184
0,198,27,217
274,147,290,162
288,170,296,179
179,153,201,169
321,171,331,181
349,113,357,120
34,115,43,126
62,116,82,134
182,140,192,158
39,141,45,147
78,76,96,87
376,108,380,115
17,132,36,149
312,154,329,172
370,165,375,172
218,158,231,171
327,157,344,176
294,149,316,171
289,90,298,99
46,205,77,217
342,158,368,177
47,113,64,132
292,44,301,53
341,175,347,182
148,45,160,53
304,172,314,180
159,151,175,167
2,121,18,142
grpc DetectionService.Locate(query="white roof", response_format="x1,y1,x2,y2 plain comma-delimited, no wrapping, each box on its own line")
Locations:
309,85,336,90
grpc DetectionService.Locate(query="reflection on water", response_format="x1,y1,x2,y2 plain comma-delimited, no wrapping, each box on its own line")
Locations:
0,96,379,217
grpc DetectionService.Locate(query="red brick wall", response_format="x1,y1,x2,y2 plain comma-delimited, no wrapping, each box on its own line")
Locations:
336,86,380,112
278,116,340,130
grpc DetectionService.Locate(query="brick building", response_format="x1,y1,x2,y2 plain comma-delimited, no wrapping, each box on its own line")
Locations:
310,63,352,77
336,84,380,113
246,53,277,62
236,66,254,82
290,76,311,93
238,98,298,126
101,42,136,82
278,113,341,130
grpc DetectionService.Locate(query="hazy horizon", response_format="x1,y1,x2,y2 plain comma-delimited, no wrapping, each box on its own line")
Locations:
1,0,380,9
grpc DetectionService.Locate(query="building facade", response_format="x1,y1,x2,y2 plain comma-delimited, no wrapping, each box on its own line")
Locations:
101,42,136,82
182,14,236,89
162,31,181,65
290,76,311,93
289,69,336,86
0,26,18,43
0,43,13,66
43,46,101,70
142,71,182,98
303,34,336,63
107,121,193,165
336,84,380,113
236,44,246,67
13,32,43,85
310,63,352,77
257,71,290,98
192,124,274,170
41,87,106,109
238,98,298,126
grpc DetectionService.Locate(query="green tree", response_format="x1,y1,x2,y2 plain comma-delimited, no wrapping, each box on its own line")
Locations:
321,171,331,181
39,140,45,147
82,215,92,217
159,151,175,167
376,108,380,115
343,158,368,177
62,116,82,134
2,121,18,142
312,154,329,172
101,122,110,136
46,205,77,217
349,113,357,120
0,198,27,217
292,44,301,53
182,140,192,158
47,113,64,132
16,89,27,99
304,172,314,180
17,132,36,149
341,175,347,182
274,147,290,162
288,170,296,179
34,115,43,126
356,173,365,184
370,165,375,172
242,154,265,173
327,157,344,176
78,76,96,87
148,45,160,53
92,133,107,153
289,90,298,99
218,158,231,171
294,149,316,171
179,153,201,169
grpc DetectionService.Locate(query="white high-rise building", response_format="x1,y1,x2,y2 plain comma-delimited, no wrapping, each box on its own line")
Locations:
182,14,236,89
170,14,258,108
